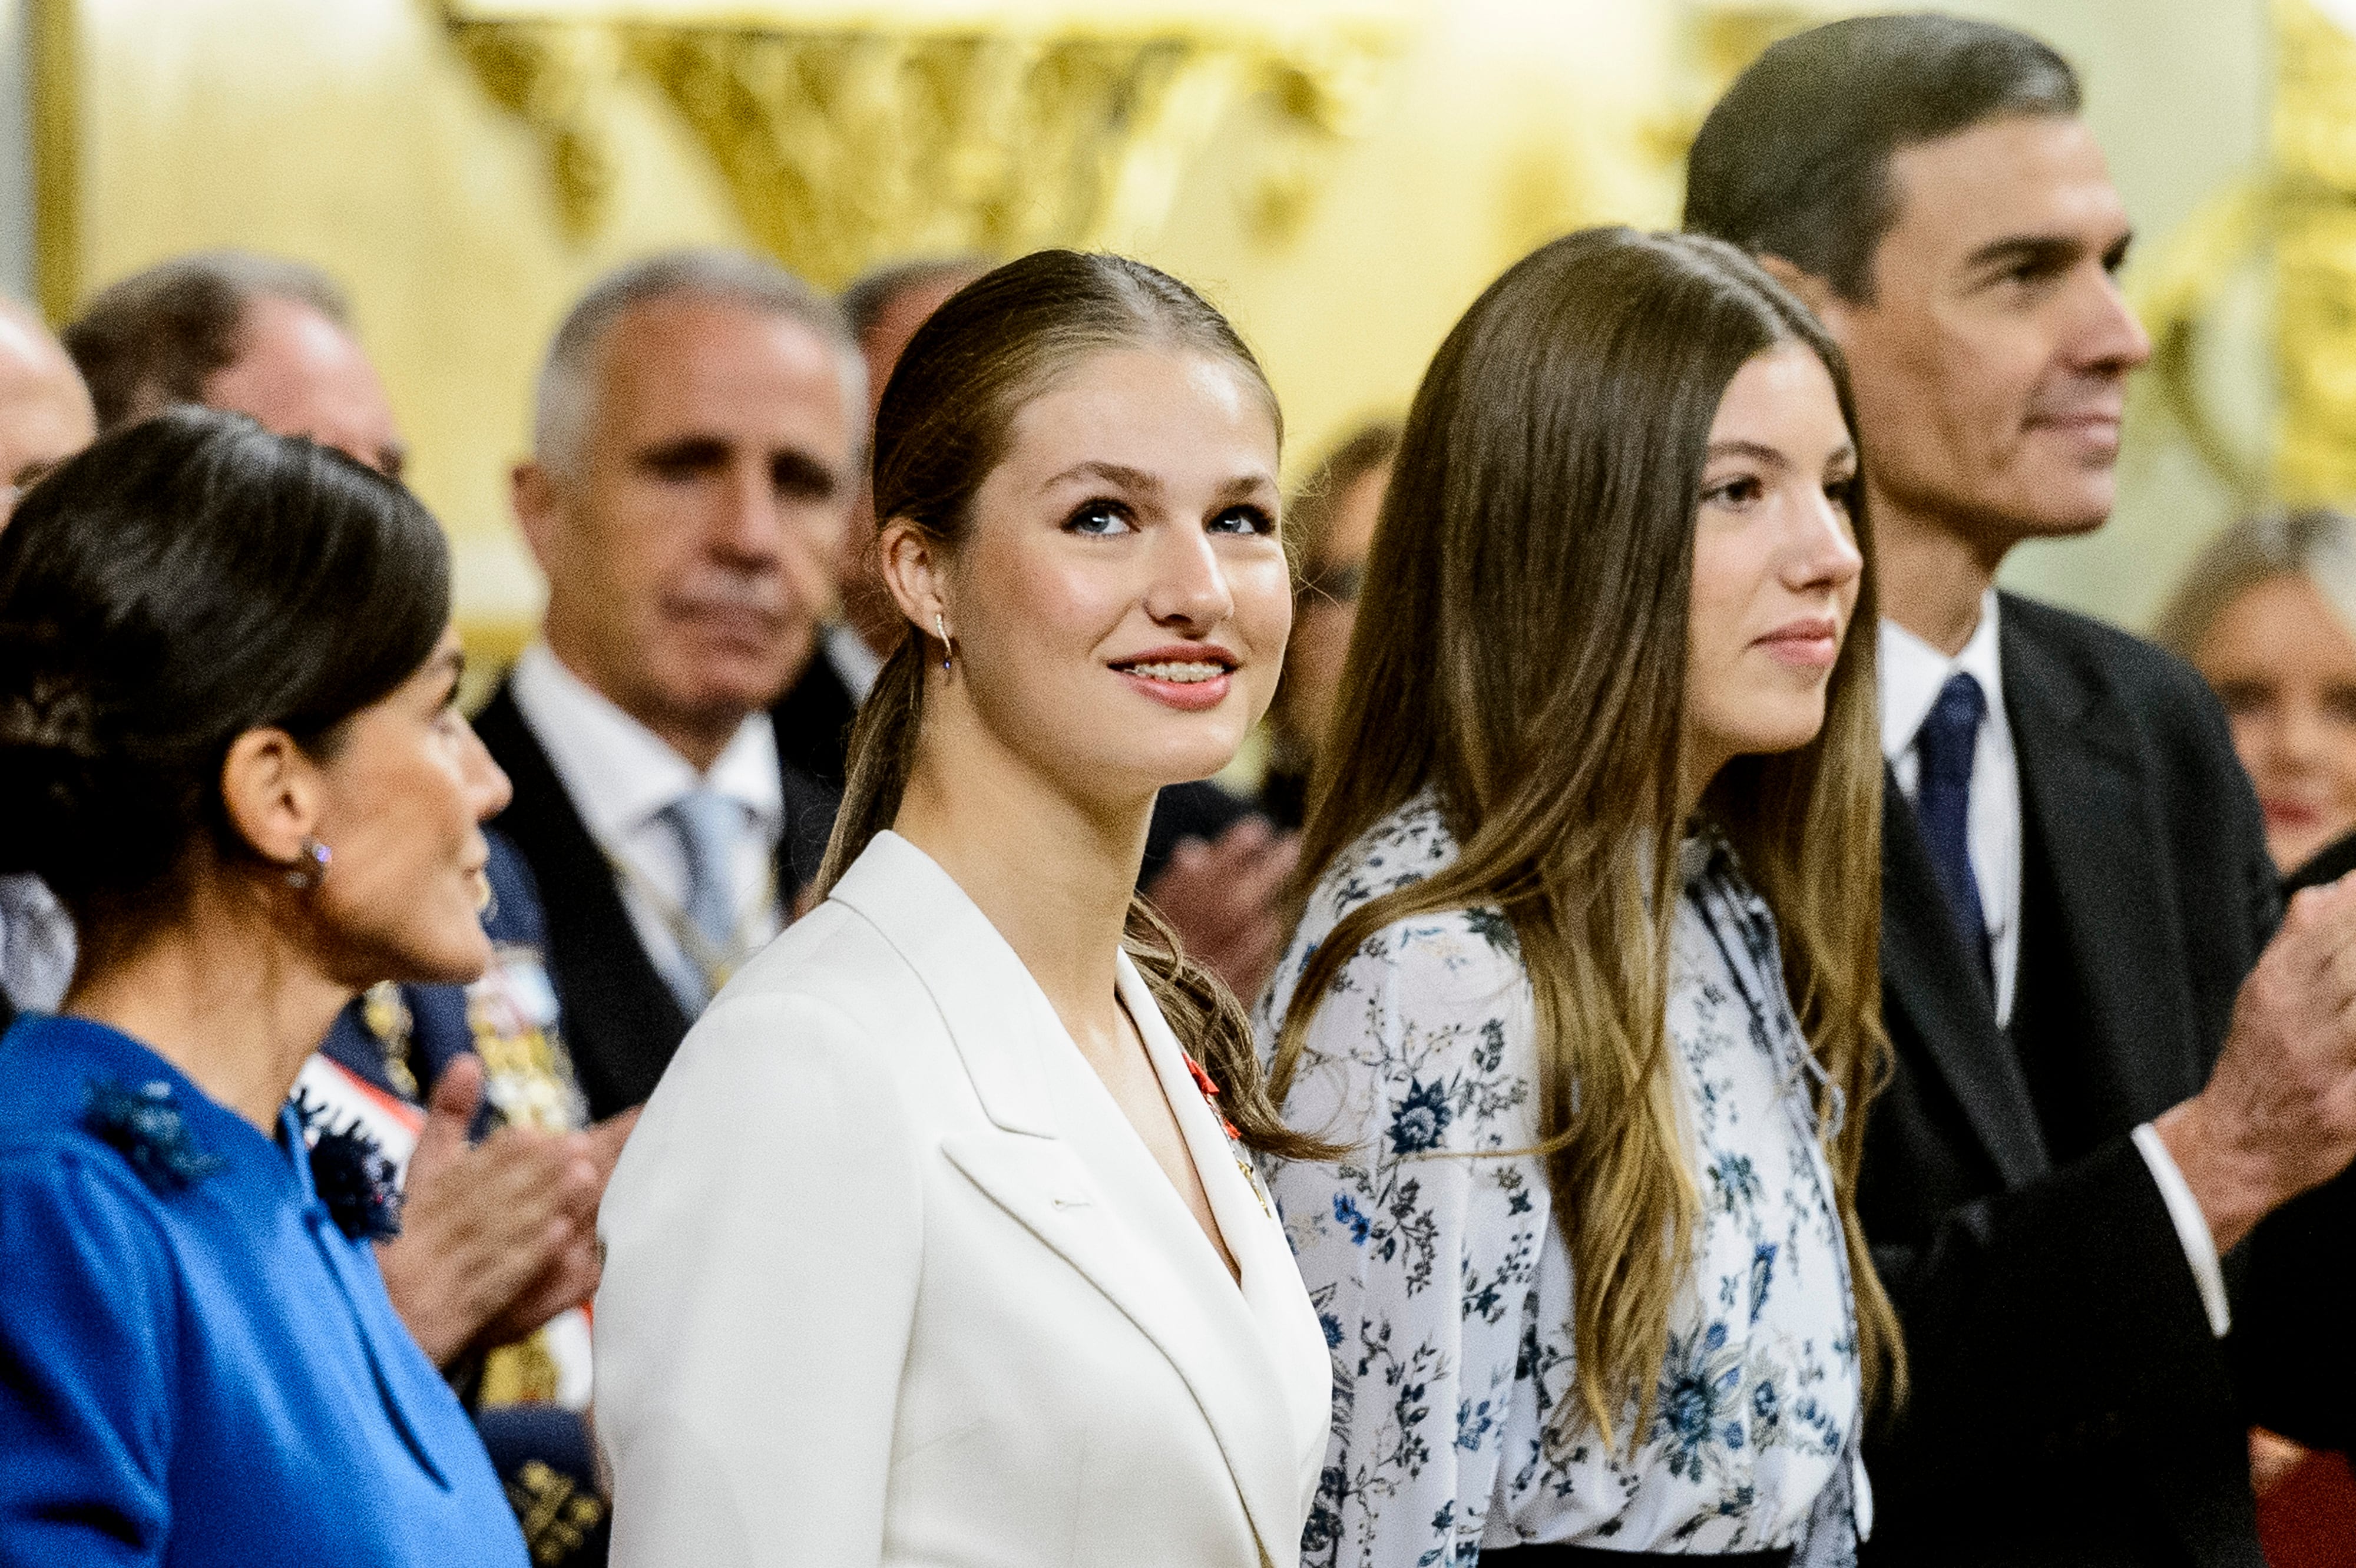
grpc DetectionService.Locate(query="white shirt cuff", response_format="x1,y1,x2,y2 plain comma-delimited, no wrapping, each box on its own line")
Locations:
2131,1122,2232,1338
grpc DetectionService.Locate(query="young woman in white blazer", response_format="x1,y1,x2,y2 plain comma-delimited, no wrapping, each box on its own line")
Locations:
593,250,1335,1567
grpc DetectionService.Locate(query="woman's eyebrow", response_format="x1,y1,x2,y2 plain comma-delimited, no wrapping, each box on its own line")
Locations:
1704,439,1789,470
1044,459,1160,494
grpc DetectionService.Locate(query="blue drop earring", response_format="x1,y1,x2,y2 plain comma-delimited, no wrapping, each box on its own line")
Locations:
935,613,952,674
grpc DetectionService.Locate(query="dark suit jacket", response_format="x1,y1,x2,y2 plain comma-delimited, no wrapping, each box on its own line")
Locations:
473,681,838,1120
1860,593,2354,1566
769,649,861,792
2285,828,2356,896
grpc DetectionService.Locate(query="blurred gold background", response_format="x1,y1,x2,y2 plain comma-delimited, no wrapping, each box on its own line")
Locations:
14,0,2314,652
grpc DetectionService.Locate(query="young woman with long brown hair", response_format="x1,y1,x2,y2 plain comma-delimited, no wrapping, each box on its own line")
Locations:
1259,229,1901,1567
593,251,1333,1566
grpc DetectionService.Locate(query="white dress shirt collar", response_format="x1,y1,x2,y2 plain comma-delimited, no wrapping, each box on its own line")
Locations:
507,643,782,846
1879,585,2005,766
821,622,885,704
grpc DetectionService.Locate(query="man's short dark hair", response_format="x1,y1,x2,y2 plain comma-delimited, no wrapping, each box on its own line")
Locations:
1683,14,2080,301
838,256,991,347
62,252,351,433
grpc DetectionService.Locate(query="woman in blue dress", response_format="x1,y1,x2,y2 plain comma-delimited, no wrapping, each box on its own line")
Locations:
0,408,528,1567
1258,230,1903,1566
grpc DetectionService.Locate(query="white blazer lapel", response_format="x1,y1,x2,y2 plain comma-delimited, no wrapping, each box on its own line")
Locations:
1118,954,1333,1515
938,1129,1302,1564
830,833,1306,1561
826,832,1053,1138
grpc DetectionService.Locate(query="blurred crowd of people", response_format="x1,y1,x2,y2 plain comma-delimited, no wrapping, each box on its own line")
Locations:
4,9,2356,1568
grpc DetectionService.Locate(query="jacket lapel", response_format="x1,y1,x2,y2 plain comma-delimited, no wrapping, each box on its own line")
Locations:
473,683,691,1117
938,1131,1300,1563
829,834,1302,1562
2001,601,2205,1127
1882,778,2049,1187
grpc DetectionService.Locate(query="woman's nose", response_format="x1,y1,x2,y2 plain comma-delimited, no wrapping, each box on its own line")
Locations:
1787,487,1864,590
458,716,514,821
1144,525,1235,628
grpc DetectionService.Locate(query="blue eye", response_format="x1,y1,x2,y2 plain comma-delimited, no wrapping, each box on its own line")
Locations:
1065,498,1133,536
1208,505,1276,536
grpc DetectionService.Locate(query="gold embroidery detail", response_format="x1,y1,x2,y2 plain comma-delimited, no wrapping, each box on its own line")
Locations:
504,1458,607,1566
480,1329,563,1408
360,982,419,1101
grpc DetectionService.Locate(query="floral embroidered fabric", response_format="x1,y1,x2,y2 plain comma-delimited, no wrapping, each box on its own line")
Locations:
1256,795,1865,1567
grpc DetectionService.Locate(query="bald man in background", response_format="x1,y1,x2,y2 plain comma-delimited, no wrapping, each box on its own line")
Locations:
0,298,93,1039
0,299,94,524
65,250,404,475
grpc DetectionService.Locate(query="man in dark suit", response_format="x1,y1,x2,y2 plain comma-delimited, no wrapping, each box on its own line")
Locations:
1689,17,2356,1564
478,250,855,1120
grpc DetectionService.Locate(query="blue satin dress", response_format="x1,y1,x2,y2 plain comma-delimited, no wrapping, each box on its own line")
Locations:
0,1013,527,1567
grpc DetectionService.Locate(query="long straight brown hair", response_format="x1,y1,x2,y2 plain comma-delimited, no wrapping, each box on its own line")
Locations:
815,249,1332,1162
1269,227,1902,1444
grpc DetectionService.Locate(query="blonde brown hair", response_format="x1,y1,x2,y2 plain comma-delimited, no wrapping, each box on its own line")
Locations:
1269,227,1902,1444
815,249,1329,1160
2152,507,2356,661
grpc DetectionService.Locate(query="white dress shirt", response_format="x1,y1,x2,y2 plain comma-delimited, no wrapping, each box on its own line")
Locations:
1878,593,2229,1337
508,644,785,1010
0,874,74,1013
822,621,885,704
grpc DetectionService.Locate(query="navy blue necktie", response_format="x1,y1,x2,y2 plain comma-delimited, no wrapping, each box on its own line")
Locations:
1915,671,1994,989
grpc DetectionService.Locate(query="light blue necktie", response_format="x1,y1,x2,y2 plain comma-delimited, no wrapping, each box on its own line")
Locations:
660,787,741,1011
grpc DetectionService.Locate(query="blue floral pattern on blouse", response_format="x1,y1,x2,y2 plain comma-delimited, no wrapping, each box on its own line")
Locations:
1256,795,1866,1567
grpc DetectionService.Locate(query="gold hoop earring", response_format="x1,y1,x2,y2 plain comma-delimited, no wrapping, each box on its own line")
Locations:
935,613,952,674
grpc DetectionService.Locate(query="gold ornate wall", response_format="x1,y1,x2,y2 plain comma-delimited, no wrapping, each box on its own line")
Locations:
38,0,1697,651
436,0,1409,284
2122,0,2356,530
35,0,2275,636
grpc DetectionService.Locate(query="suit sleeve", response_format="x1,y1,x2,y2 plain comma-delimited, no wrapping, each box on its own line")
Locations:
0,1152,180,1566
1865,1132,2238,1484
594,990,922,1567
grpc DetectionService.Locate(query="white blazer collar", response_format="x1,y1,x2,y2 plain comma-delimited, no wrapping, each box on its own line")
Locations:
826,830,1315,1561
828,831,1056,1137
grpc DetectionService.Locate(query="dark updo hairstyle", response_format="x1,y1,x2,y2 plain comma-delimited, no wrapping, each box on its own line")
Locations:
0,407,451,922
815,248,1328,1160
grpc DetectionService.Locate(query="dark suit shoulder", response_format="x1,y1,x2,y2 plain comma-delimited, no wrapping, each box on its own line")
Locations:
2000,590,2252,802
770,655,859,790
2000,591,2216,716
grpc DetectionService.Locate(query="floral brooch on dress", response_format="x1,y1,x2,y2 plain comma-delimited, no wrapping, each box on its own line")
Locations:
292,1089,405,1242
83,1079,227,1193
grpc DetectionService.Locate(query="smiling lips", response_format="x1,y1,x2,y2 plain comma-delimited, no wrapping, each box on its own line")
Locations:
1111,645,1237,711
1755,617,1842,669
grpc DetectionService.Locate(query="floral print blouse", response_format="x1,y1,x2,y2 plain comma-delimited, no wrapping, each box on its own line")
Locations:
1256,795,1867,1566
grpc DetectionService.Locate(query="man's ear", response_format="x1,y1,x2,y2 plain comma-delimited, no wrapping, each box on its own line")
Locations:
877,517,949,640
218,727,325,873
1755,253,1855,339
510,460,565,577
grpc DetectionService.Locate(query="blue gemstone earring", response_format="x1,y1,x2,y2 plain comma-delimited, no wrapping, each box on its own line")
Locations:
284,837,332,891
935,613,952,674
